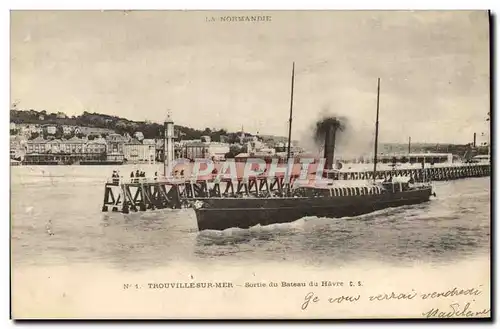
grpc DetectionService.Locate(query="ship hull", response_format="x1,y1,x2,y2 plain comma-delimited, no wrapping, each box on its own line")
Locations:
194,188,432,231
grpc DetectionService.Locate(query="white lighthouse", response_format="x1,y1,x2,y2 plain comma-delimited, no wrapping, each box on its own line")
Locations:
164,112,175,177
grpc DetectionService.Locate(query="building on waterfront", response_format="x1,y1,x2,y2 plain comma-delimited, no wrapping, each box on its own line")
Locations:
59,136,87,153
106,133,126,154
122,138,156,163
85,137,107,154
246,138,275,156
26,136,91,154
46,139,63,153
106,153,125,163
23,152,108,165
181,141,230,161
23,135,121,164
182,141,206,159
123,138,141,162
105,133,126,163
143,139,156,164
239,133,257,144
26,136,47,154
123,138,154,163
155,139,164,162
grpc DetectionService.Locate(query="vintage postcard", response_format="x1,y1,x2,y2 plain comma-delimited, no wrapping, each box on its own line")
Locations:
10,10,491,319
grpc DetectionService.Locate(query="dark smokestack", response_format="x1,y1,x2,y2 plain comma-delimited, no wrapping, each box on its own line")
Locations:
323,125,334,170
473,132,477,148
314,116,345,170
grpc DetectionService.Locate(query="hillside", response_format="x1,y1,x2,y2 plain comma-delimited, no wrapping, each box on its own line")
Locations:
10,109,232,142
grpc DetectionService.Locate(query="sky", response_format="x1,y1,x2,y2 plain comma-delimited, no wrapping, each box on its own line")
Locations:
10,10,490,148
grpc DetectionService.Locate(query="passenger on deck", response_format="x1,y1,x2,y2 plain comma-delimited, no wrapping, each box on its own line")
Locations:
130,171,134,178
112,171,120,184
136,170,140,177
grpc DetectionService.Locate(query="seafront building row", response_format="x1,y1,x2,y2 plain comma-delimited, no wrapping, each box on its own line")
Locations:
10,120,488,166
10,132,487,166
9,120,296,165
11,129,272,166
11,133,233,165
12,134,154,165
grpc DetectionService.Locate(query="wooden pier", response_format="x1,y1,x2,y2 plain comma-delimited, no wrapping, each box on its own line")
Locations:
327,163,491,182
102,175,294,213
101,163,490,213
102,177,184,213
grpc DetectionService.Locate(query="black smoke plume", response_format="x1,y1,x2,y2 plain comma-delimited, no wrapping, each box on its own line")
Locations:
313,116,347,146
312,115,348,169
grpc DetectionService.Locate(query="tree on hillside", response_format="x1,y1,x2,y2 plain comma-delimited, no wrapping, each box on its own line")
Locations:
30,132,40,140
225,144,246,158
63,133,75,140
209,128,228,142
54,126,64,139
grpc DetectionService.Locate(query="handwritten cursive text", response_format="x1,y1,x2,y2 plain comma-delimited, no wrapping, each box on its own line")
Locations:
423,302,490,318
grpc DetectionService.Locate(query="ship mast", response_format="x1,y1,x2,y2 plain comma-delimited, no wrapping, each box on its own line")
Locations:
373,78,381,182
286,62,295,162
